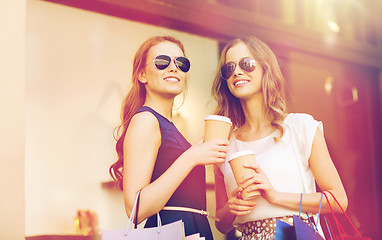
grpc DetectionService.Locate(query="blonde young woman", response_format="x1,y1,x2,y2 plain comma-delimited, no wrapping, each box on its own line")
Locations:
212,36,348,239
110,36,229,240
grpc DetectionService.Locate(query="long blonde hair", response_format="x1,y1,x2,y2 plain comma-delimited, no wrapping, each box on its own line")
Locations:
110,36,186,190
212,36,287,141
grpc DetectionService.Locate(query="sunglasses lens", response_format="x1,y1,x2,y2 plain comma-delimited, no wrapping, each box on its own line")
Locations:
154,55,171,70
175,57,190,72
239,57,256,72
221,62,236,79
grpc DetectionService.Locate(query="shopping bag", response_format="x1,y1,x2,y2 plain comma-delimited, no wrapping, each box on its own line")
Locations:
185,233,206,240
275,219,296,240
102,191,185,240
275,193,324,240
101,219,185,240
293,214,324,240
322,191,371,240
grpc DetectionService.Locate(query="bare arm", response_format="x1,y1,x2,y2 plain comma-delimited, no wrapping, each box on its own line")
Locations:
241,127,348,214
123,112,229,223
214,166,235,234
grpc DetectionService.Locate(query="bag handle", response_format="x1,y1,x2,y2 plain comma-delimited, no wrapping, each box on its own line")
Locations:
322,191,362,239
327,191,361,237
299,192,323,233
134,190,140,228
125,191,162,235
323,191,345,240
124,191,140,235
324,215,334,240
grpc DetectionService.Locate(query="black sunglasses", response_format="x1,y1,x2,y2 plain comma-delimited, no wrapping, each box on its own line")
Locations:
151,55,191,73
221,57,257,80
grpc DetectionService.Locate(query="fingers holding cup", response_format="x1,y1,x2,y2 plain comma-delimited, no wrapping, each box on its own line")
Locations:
228,150,261,200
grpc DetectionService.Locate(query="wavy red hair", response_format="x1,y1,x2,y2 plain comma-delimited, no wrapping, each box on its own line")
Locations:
109,36,186,190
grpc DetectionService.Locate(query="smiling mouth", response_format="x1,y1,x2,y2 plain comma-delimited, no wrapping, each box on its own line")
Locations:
164,76,180,82
233,79,250,86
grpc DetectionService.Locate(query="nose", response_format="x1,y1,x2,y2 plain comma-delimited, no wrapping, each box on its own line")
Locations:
233,64,243,77
168,59,178,72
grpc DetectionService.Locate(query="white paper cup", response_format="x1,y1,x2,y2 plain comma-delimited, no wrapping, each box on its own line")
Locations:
203,115,232,142
228,150,261,200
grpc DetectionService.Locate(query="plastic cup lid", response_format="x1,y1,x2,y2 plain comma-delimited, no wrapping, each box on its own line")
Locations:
227,150,255,162
204,115,232,125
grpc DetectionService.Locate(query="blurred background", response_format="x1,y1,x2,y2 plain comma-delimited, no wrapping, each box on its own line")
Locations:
1,0,381,239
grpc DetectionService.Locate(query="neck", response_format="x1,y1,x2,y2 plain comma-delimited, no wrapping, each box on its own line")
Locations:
239,94,271,131
144,95,174,121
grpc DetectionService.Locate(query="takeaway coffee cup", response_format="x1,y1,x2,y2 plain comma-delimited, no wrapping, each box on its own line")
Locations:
204,115,232,142
228,150,261,200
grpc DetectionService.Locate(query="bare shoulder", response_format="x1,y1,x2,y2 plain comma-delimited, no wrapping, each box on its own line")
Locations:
125,111,161,142
130,111,159,128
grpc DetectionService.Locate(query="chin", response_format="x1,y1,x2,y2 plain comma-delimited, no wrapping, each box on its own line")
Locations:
233,91,258,100
170,86,185,95
166,90,184,99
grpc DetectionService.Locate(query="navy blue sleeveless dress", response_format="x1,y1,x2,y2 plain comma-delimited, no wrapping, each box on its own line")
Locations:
136,106,213,240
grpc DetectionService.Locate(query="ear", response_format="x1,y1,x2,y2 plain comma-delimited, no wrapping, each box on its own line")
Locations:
138,71,147,84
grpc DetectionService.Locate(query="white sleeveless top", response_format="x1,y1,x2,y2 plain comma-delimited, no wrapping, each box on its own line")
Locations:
219,113,323,225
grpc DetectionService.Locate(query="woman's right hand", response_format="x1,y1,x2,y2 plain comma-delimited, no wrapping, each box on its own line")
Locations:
182,139,229,167
227,186,256,216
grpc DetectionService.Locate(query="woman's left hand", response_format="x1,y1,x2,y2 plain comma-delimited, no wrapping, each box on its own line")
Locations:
239,162,278,204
